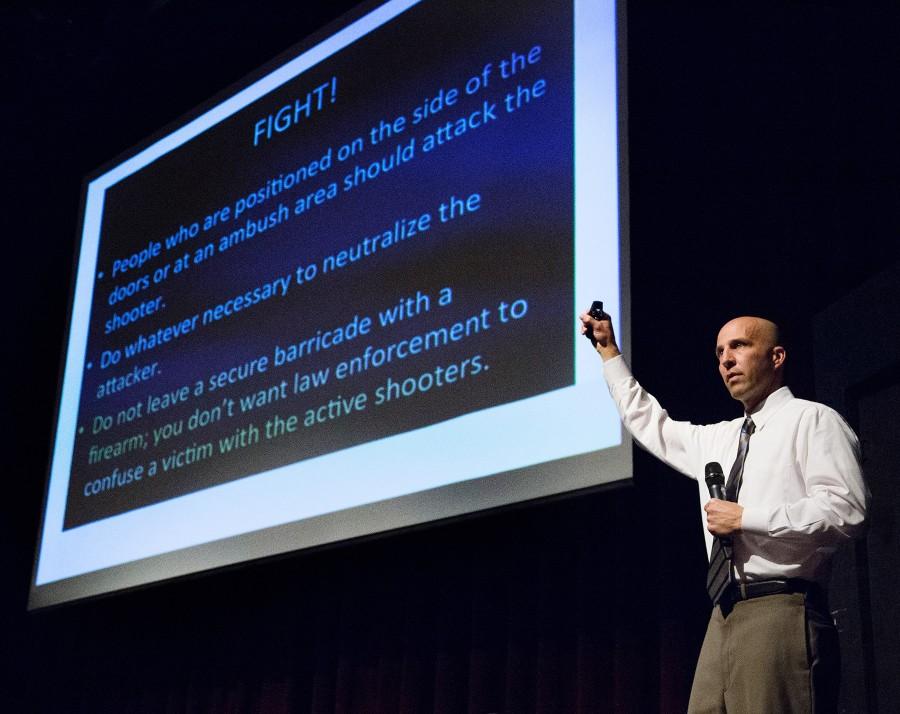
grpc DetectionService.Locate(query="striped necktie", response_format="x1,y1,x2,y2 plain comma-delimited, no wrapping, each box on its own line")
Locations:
706,416,756,605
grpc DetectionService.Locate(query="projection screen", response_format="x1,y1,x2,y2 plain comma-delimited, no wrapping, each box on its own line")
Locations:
31,0,629,609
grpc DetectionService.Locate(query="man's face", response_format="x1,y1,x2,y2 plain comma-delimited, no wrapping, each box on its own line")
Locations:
715,317,784,412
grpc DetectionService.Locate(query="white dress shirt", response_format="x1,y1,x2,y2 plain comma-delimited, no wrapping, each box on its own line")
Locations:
603,355,868,585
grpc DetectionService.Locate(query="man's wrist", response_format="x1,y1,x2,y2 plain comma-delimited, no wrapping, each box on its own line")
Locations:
598,344,621,361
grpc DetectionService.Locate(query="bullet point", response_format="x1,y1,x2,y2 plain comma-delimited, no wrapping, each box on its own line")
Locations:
78,426,84,434
87,362,93,370
98,271,104,279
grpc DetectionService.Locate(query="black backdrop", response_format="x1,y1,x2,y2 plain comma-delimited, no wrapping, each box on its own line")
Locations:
2,1,899,711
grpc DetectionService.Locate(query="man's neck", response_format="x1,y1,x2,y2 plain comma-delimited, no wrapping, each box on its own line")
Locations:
743,382,785,415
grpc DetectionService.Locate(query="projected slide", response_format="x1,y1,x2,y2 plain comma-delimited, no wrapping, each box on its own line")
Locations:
33,0,627,607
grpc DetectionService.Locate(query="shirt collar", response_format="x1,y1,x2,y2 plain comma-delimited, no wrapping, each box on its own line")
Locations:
745,385,793,431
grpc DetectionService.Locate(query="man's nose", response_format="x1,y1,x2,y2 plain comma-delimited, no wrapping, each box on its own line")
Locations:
720,351,735,368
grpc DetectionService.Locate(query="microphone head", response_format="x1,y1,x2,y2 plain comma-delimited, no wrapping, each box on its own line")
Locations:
704,461,725,486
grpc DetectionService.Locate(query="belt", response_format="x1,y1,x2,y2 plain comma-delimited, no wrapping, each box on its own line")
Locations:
718,579,822,617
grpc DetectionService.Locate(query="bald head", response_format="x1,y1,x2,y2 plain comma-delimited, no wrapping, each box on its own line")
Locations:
715,316,786,413
719,316,780,350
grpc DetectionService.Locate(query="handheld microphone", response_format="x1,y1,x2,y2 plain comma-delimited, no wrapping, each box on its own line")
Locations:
705,462,731,550
705,462,726,500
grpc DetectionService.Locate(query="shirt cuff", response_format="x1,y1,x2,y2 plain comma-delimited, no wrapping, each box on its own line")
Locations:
740,506,769,535
601,354,631,384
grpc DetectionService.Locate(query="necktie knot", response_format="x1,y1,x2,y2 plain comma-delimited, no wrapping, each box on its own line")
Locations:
742,416,756,436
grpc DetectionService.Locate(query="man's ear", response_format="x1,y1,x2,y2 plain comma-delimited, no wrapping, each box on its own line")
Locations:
772,345,786,371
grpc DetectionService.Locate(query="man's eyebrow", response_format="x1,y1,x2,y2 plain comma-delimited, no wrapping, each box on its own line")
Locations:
715,337,752,353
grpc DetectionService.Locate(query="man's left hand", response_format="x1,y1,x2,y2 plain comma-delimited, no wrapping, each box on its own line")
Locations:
704,499,743,536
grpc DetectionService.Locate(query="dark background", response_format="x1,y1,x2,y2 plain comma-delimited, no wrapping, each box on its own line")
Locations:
2,1,898,711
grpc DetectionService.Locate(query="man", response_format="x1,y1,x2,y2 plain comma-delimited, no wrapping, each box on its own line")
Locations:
579,310,868,713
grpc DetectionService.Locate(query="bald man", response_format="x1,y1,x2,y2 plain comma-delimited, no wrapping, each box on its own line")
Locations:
579,311,867,714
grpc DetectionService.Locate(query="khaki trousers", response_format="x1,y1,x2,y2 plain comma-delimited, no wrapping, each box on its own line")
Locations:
688,592,840,714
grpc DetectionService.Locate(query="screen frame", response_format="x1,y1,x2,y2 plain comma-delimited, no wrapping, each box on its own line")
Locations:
29,0,631,610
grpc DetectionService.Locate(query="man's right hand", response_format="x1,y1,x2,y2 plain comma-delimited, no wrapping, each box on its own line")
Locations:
579,309,621,362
